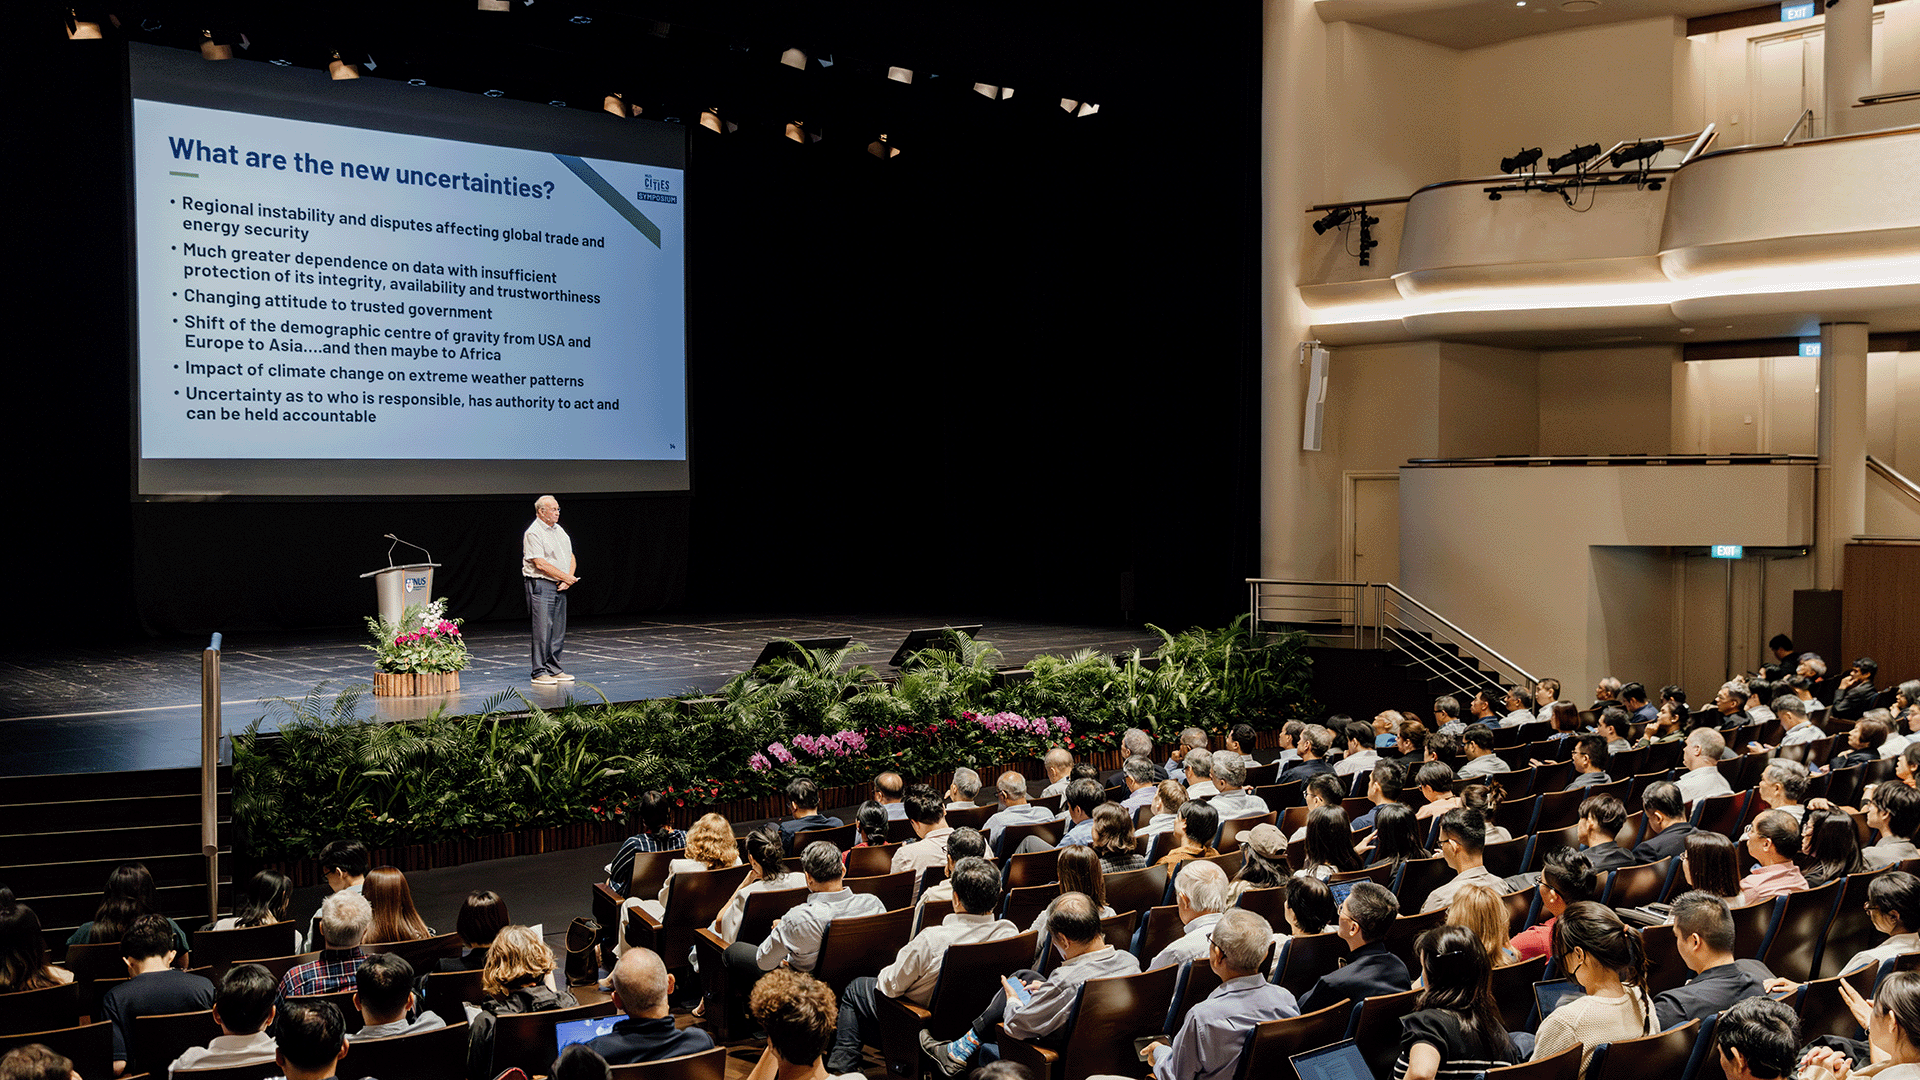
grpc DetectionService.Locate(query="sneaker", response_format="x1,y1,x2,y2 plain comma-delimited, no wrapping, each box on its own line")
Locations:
917,1031,969,1080
552,671,576,681
531,673,560,685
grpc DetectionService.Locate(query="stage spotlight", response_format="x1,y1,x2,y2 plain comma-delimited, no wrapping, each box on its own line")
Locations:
1060,97,1078,113
780,48,808,70
887,66,914,84
328,50,362,80
66,8,103,38
868,133,900,159
1075,102,1099,117
784,120,810,143
1501,147,1542,173
973,82,999,99
1312,207,1353,235
1608,139,1664,168
1547,143,1601,173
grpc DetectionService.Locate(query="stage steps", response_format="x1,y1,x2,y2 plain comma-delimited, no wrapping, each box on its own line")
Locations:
0,767,233,956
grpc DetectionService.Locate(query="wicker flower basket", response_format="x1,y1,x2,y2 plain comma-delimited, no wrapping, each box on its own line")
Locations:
372,670,461,696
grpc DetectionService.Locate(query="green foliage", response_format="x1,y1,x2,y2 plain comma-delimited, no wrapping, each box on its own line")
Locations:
233,625,1315,861
363,598,471,674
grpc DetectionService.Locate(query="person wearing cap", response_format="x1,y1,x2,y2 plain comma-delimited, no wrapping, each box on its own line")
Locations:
1298,881,1410,1013
1239,822,1288,868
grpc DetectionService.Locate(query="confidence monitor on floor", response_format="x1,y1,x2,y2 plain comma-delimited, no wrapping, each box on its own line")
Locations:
889,625,985,667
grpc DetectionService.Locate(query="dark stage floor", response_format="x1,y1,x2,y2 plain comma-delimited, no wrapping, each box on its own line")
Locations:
0,612,1164,775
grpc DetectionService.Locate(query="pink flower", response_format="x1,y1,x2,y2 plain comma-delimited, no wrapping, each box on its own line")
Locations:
749,753,771,772
769,742,793,764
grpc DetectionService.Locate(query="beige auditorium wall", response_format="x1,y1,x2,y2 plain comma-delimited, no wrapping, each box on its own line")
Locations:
1458,18,1687,179
1685,2,1920,144
1322,22,1463,202
1539,346,1676,456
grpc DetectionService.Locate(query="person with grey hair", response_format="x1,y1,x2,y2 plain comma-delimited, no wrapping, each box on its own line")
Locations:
1148,861,1230,969
1038,748,1075,799
1167,727,1209,783
945,768,983,810
1279,725,1334,785
982,772,1060,848
1206,756,1269,821
720,841,885,1014
1739,810,1809,905
279,891,372,999
521,494,579,687
1183,749,1219,800
1119,756,1161,814
1675,728,1735,808
1757,760,1809,824
1103,729,1168,788
1140,908,1298,1080
1433,695,1465,735
1869,706,1913,760
1592,677,1622,713
1273,720,1307,767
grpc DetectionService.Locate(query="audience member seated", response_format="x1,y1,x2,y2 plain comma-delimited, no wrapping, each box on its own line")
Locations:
1713,998,1804,1080
1834,717,1890,772
1138,780,1188,839
1278,726,1335,785
0,1046,79,1080
1148,861,1230,969
1745,681,1780,728
1462,686,1506,731
1680,832,1745,902
304,840,369,952
849,800,890,854
170,963,278,1074
1413,763,1458,822
1285,877,1337,937
1353,759,1407,831
1118,757,1161,815
1530,903,1658,1077
271,1000,353,1080
714,825,804,947
1447,884,1519,968
780,780,844,854
1102,729,1167,788
1395,923,1523,1080
1651,891,1773,1030
1296,807,1363,882
1228,824,1292,901
1141,909,1298,1080
1182,750,1220,801
1338,720,1382,778
1155,801,1219,869
1564,736,1612,790
1711,684,1752,728
1206,756,1270,821
1799,808,1866,889
746,969,863,1080
0,889,72,994
892,786,956,893
1166,727,1208,783
1089,804,1146,873
1592,678,1622,715
211,870,293,931
1298,880,1406,1012
1864,782,1920,871
347,952,443,1041
69,862,193,957
1767,870,1920,984
1739,811,1809,905
1024,847,1116,967
104,914,216,1075
1360,803,1432,876
919,892,1140,1076
362,866,433,944
876,771,908,819
626,811,743,942
606,791,688,896
1396,719,1430,762
466,924,579,1079
1807,970,1920,1080
1675,730,1735,808
1458,728,1511,780
1593,710,1632,758
583,947,713,1066
280,891,372,1000
1532,680,1563,724
1512,849,1596,962
912,827,987,934
553,1043,613,1080
1630,782,1695,863
1421,810,1502,914
1038,751,1075,800
1751,761,1810,831
1501,690,1537,728
1634,699,1686,749
983,772,1060,848
1574,795,1635,872
1834,657,1881,722
1622,684,1658,727
1288,774,1346,844
1546,701,1585,740
826,857,1016,1074
1430,731,1464,760
1028,778,1104,853
442,889,508,972
1225,722,1262,761
1433,695,1465,736
721,841,886,1012
946,768,983,811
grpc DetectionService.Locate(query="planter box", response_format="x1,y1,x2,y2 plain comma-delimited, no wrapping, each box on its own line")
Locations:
373,671,462,697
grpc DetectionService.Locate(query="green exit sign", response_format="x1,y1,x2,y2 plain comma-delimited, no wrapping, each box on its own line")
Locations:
1711,545,1745,559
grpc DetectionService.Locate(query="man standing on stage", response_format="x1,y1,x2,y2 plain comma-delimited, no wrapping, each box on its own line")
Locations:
523,495,579,686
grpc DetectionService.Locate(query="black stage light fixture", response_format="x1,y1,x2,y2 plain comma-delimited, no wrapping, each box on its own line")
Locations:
1501,147,1542,173
1311,207,1352,235
1547,143,1601,173
1608,139,1665,169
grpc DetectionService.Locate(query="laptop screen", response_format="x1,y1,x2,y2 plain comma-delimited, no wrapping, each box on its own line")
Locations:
554,1014,621,1051
1328,881,1358,909
1533,978,1586,1021
1291,1039,1373,1080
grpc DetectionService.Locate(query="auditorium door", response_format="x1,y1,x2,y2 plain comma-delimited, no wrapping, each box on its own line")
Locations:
1346,473,1400,587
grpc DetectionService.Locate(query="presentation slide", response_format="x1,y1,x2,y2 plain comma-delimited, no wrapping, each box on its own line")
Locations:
128,44,689,496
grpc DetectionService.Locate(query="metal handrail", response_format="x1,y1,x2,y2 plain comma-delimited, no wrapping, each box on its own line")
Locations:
1376,584,1538,696
1784,109,1815,145
1405,453,1816,467
1869,454,1920,507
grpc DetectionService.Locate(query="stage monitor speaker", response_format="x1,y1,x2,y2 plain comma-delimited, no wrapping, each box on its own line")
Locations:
889,625,985,667
752,637,853,669
1301,342,1330,452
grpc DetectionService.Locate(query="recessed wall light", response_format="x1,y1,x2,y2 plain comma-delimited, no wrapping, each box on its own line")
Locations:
1562,0,1599,10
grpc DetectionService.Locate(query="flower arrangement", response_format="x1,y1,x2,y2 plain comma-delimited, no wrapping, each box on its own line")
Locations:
364,598,471,674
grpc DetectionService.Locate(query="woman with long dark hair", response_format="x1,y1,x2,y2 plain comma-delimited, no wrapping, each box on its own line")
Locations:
363,866,434,943
1393,923,1520,1080
1297,806,1363,881
212,870,292,930
1801,807,1866,889
0,889,72,994
715,824,802,945
1285,876,1337,936
1531,902,1657,1078
1365,803,1432,874
67,863,190,956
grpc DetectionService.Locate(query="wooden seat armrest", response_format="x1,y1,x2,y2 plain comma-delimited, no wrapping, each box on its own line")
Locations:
693,928,727,952
594,882,623,906
636,906,665,931
896,1001,932,1023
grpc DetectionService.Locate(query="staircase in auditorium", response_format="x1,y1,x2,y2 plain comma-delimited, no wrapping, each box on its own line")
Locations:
1248,578,1536,721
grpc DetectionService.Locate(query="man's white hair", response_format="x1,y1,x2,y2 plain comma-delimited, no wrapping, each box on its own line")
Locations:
1174,860,1228,914
534,495,557,509
320,890,373,949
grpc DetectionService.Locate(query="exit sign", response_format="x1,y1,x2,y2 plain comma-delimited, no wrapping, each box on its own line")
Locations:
1712,545,1745,559
1781,1,1816,20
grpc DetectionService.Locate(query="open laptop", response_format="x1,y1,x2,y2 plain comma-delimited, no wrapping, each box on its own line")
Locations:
1291,1038,1374,1080
1329,880,1359,909
1533,978,1586,1021
555,1014,622,1051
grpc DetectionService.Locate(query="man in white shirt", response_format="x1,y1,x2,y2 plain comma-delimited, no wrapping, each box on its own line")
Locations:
1861,782,1920,871
168,964,278,1075
1335,719,1380,778
347,954,445,1042
1533,678,1562,724
1182,749,1220,801
891,787,955,902
1147,861,1229,970
1038,748,1075,799
723,842,886,1007
981,771,1060,849
1119,757,1160,815
1501,689,1537,727
945,768,983,812
1205,756,1269,822
1674,729,1736,808
875,771,908,820
826,858,1018,1074
1420,809,1504,914
521,495,579,686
